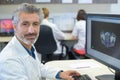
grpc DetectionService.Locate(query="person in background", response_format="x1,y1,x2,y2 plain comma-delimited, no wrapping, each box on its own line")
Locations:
0,3,80,80
41,7,66,58
71,9,87,59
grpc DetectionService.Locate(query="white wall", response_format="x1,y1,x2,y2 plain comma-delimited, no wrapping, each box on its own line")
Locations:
1,3,119,31
0,3,116,31
111,0,120,14
0,3,112,19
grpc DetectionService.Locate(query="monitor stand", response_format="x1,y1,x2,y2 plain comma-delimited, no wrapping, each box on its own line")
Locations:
95,74,114,80
95,71,120,80
115,71,120,80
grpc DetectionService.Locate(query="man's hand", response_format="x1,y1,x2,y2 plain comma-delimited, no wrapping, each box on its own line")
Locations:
60,70,80,80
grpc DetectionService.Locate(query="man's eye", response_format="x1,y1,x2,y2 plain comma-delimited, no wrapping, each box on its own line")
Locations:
33,23,40,26
23,23,27,25
22,23,29,26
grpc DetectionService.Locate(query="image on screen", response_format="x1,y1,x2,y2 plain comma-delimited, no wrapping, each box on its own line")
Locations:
0,19,14,36
91,21,120,60
48,18,54,23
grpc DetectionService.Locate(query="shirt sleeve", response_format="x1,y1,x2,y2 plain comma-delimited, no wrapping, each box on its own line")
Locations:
40,63,62,79
56,70,63,79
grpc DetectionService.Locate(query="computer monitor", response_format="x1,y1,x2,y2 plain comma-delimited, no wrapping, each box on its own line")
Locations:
86,14,120,80
48,18,54,23
0,19,14,36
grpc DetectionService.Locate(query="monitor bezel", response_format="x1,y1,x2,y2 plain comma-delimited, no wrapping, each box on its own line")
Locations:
86,14,120,71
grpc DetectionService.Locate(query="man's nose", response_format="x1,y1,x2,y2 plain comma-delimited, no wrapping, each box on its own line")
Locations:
28,25,35,33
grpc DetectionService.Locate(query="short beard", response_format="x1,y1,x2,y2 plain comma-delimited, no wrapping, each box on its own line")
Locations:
15,33,39,45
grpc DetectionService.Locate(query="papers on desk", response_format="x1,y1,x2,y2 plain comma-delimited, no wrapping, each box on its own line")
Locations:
70,61,100,69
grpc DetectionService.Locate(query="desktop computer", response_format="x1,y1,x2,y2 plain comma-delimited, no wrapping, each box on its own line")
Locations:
86,14,120,80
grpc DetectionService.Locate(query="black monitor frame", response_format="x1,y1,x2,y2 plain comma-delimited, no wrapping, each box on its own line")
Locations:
86,14,120,80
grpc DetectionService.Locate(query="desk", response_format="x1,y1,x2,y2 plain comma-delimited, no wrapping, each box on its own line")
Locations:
60,37,77,59
0,36,12,42
0,36,12,51
61,32,77,51
61,39,77,51
64,33,72,40
45,59,114,80
59,33,78,59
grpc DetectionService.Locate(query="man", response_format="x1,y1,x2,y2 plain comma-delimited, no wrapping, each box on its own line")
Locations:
0,3,80,80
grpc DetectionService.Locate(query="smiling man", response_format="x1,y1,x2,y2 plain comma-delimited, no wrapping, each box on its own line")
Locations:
0,3,80,80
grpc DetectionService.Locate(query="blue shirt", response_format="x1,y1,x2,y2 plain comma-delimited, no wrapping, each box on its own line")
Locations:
23,46,36,59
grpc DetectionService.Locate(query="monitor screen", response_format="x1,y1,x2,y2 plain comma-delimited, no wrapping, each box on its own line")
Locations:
48,18,54,23
0,19,14,36
86,14,120,79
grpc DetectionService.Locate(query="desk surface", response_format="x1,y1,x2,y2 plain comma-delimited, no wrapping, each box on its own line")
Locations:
64,33,72,40
45,59,114,80
0,36,13,42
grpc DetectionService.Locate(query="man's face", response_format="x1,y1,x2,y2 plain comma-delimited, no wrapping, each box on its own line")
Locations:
13,12,40,46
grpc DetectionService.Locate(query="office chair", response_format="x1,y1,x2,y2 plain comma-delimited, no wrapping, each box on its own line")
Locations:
60,40,79,59
34,25,65,63
70,46,89,59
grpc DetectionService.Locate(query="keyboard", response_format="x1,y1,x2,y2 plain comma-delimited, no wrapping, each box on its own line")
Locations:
73,74,91,80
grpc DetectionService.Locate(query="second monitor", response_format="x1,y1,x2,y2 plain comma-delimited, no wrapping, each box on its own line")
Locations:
86,14,120,80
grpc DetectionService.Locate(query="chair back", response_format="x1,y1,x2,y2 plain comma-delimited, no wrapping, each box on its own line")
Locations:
34,25,57,55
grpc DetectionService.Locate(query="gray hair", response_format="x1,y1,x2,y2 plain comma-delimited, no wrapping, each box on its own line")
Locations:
12,3,41,25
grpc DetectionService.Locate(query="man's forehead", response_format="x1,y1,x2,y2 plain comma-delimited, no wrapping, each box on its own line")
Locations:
19,12,40,22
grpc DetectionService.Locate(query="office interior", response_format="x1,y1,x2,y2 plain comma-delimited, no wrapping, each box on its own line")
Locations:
0,0,120,51
0,0,120,80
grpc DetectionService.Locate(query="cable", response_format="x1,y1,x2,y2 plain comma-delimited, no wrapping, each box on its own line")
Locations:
107,67,115,74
